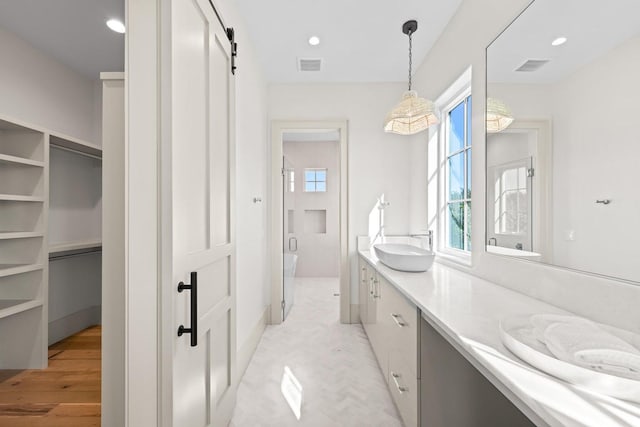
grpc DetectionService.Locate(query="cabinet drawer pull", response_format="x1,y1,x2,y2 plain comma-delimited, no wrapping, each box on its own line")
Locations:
391,372,408,393
391,313,406,327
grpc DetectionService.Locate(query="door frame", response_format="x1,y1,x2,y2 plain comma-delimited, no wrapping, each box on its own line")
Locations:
485,119,552,261
270,120,350,324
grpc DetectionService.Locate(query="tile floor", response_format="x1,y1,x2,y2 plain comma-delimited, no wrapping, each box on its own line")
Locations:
230,277,402,427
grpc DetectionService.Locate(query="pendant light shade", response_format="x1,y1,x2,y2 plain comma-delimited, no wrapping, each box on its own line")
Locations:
486,97,514,133
384,20,439,136
384,91,439,135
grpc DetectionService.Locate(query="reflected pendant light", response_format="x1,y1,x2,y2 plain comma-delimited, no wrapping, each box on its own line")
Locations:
486,98,514,133
384,20,439,135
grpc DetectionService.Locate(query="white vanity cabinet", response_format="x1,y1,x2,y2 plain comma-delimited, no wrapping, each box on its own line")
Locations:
360,255,419,426
360,259,387,375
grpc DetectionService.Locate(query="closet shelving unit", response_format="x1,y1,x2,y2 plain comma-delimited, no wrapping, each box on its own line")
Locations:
0,117,48,368
0,115,102,369
48,129,102,259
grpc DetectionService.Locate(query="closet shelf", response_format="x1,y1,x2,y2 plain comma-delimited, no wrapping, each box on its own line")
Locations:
0,264,44,278
0,194,44,202
0,232,44,240
0,153,45,168
50,134,102,158
49,240,102,255
0,300,43,320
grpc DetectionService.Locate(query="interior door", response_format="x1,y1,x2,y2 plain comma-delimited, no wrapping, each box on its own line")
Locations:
171,0,236,426
282,156,296,320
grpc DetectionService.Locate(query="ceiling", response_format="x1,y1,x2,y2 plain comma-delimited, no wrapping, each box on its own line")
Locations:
235,0,462,83
488,0,640,84
0,0,124,80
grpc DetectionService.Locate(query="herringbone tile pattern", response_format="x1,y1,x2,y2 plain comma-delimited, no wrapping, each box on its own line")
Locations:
231,277,402,427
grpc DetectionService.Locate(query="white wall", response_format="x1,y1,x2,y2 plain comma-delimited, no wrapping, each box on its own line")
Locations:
551,36,640,283
214,0,271,351
410,0,640,333
0,26,100,143
284,141,340,277
269,83,412,302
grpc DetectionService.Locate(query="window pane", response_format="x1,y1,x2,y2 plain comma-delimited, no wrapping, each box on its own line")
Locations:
305,170,315,182
316,170,326,181
466,96,472,147
466,148,472,198
448,202,464,250
465,201,472,251
448,152,465,201
448,102,465,154
316,181,326,192
305,182,315,192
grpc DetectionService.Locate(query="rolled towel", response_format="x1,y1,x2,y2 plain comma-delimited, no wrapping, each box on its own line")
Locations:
530,313,594,344
543,322,640,381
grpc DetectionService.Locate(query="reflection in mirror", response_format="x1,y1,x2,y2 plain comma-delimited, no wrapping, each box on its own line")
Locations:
486,0,640,283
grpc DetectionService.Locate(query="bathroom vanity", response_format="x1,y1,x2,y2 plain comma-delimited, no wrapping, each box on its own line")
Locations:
358,248,640,426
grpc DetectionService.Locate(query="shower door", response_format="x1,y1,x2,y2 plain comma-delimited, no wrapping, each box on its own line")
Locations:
282,157,297,320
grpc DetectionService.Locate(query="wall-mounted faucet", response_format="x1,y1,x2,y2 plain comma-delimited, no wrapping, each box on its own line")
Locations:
410,230,433,252
370,196,390,247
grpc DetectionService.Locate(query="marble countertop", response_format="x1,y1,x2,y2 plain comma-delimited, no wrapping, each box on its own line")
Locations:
359,248,640,427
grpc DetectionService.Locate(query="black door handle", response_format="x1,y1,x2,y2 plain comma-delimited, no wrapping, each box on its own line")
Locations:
177,271,198,347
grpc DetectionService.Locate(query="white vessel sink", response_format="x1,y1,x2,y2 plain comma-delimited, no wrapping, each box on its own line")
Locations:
373,243,435,272
487,245,542,260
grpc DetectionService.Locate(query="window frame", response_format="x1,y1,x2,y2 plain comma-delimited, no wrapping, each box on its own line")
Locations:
303,168,327,193
433,68,473,265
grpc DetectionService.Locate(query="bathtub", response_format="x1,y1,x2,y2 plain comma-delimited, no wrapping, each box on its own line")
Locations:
283,253,298,319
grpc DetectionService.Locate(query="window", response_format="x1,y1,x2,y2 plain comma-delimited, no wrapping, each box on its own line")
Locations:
445,95,472,252
288,170,295,193
304,168,327,192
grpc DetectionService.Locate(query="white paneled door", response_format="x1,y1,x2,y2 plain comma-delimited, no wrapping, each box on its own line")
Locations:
171,0,236,426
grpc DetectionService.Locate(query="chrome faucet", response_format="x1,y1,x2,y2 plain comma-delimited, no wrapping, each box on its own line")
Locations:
410,230,433,252
488,237,497,246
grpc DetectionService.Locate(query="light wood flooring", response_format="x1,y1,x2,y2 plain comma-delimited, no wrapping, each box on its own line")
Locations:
231,278,402,426
0,326,101,427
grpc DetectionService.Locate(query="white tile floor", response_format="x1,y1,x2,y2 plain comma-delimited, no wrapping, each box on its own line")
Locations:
230,277,403,427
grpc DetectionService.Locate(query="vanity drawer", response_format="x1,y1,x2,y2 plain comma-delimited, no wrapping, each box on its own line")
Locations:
380,277,418,365
388,351,418,427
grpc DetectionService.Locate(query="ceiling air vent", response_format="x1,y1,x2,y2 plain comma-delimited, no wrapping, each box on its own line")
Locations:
515,59,550,72
298,58,322,72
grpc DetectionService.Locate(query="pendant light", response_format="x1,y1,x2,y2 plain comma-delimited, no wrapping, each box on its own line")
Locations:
384,20,439,135
486,97,514,133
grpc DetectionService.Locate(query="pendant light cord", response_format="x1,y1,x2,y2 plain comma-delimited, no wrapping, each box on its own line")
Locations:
408,30,413,91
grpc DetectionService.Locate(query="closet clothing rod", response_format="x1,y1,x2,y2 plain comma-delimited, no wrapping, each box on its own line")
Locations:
49,248,102,261
50,143,102,161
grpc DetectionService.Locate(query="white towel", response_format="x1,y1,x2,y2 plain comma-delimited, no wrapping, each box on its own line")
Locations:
543,321,640,381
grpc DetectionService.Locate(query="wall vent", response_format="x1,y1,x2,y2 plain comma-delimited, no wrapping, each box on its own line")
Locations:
298,58,322,72
515,59,550,72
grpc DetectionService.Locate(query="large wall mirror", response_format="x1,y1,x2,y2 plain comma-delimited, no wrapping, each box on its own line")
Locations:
485,0,640,283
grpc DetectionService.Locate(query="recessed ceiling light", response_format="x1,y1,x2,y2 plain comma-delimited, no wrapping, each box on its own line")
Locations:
107,19,126,34
308,36,320,46
551,37,567,46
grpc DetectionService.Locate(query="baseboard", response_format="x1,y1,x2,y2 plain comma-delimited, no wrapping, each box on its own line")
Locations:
49,305,101,345
350,304,360,324
237,306,269,380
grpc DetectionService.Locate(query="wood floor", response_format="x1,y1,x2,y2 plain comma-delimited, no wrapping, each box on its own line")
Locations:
0,326,101,427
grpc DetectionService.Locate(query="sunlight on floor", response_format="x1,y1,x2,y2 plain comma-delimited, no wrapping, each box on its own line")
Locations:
281,366,303,420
